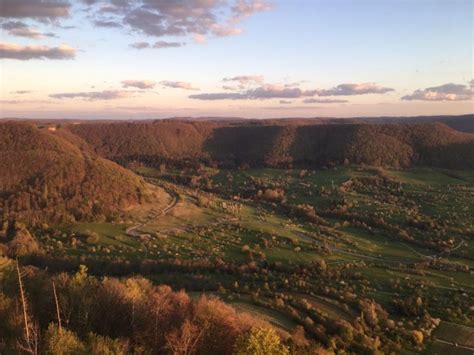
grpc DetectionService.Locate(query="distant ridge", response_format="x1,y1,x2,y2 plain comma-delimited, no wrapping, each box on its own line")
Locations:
3,114,472,132
356,114,474,133
68,120,474,170
162,116,247,122
158,114,474,133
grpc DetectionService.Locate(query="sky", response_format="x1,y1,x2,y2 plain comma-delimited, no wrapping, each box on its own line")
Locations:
0,0,473,120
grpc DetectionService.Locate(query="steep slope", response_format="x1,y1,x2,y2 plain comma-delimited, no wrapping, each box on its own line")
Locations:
68,121,474,170
0,122,147,226
341,123,474,168
69,120,215,166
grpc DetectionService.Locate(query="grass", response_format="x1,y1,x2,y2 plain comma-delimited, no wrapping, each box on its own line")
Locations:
40,165,473,332
288,292,356,322
59,166,473,272
424,341,473,355
70,222,139,247
187,292,298,336
388,168,474,187
231,301,298,333
433,322,474,348
338,226,421,262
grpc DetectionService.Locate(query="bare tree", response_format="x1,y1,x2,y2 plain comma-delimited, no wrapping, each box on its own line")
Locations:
16,261,38,354
166,320,203,355
52,281,62,333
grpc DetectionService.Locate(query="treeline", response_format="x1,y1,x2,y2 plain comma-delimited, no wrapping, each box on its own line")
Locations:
68,121,215,163
0,122,147,227
0,256,430,354
68,121,474,170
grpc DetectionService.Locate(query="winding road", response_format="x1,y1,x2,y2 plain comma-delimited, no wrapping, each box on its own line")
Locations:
125,182,180,257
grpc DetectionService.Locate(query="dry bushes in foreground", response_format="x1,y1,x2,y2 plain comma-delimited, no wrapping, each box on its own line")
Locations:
0,264,289,354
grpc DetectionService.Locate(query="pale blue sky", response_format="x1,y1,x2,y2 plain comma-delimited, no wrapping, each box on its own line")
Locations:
1,0,472,119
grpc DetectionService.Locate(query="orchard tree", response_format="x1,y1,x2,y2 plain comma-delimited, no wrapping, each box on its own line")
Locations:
234,327,289,355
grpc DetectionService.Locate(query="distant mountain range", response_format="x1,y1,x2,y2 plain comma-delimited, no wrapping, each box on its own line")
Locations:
159,114,474,133
3,113,472,132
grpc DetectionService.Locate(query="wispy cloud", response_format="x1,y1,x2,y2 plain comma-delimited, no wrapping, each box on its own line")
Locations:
193,34,207,44
189,92,246,100
1,21,57,39
0,99,53,104
211,25,243,37
401,82,473,101
0,42,75,60
303,98,348,104
50,90,133,100
121,80,156,89
160,80,199,90
248,84,317,99
232,0,272,21
129,41,184,49
214,0,272,36
190,84,317,100
11,90,32,94
153,41,184,48
223,75,264,85
129,42,150,49
191,80,393,101
317,83,394,96
85,0,271,43
0,0,70,20
94,20,122,28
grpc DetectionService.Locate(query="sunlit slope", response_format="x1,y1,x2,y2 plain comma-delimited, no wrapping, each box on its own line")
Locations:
0,122,147,225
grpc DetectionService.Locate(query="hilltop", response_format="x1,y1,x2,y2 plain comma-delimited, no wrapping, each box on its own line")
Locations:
0,122,147,226
355,114,474,133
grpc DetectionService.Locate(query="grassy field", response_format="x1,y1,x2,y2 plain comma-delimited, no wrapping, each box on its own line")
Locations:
288,293,356,323
49,165,473,268
231,301,298,334
37,165,473,343
424,341,473,355
187,292,298,338
432,322,474,348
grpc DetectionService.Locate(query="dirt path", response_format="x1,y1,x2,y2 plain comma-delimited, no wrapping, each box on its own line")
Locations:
402,240,465,259
433,321,474,351
125,182,179,256
434,339,474,352
287,292,356,323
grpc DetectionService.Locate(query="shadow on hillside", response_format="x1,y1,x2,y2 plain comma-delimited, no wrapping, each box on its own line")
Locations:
203,124,362,168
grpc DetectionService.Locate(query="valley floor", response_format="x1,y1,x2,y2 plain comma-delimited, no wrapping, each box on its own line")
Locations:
13,165,474,353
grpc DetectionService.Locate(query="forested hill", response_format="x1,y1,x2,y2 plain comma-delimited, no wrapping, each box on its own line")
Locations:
0,122,147,226
356,114,474,133
2,120,471,225
68,121,474,169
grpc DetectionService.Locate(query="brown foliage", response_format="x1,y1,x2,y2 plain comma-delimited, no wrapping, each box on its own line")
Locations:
0,122,146,226
68,121,474,170
6,227,41,257
0,266,270,354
